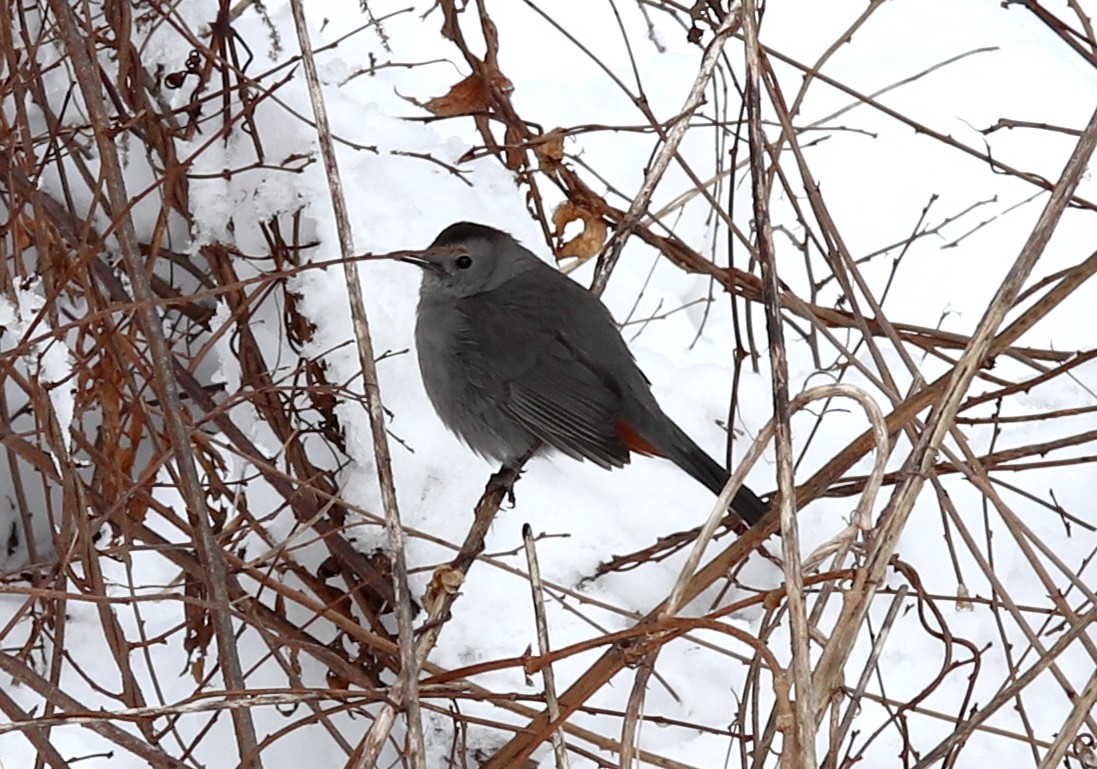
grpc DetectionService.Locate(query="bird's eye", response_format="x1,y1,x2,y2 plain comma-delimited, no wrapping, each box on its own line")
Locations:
455,255,473,269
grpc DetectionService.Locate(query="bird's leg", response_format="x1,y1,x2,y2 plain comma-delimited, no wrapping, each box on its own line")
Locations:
490,444,539,507
489,464,521,507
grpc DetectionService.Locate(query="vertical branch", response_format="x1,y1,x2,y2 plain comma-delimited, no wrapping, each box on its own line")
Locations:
522,525,571,769
286,2,425,766
741,1,816,767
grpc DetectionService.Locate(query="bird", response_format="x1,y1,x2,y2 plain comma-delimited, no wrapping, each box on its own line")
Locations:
398,221,767,525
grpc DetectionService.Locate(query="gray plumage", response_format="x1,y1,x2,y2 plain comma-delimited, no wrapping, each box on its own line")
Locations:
402,221,766,525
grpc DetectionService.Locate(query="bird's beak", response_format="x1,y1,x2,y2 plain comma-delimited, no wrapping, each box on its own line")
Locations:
395,252,443,274
361,245,463,272
396,244,466,274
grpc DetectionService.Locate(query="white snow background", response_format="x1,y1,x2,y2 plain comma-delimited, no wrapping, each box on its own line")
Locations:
1,0,1096,767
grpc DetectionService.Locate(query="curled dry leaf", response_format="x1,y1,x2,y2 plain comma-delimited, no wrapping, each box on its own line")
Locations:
552,201,607,261
423,564,465,616
534,127,566,169
183,574,213,657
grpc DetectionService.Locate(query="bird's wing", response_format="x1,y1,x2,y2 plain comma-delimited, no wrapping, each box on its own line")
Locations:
502,326,630,468
462,276,631,468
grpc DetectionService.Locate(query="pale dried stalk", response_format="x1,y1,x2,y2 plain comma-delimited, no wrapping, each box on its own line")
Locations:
356,463,521,766
662,423,771,616
801,385,888,572
826,586,910,765
620,662,655,769
741,2,814,765
286,2,423,765
523,525,571,769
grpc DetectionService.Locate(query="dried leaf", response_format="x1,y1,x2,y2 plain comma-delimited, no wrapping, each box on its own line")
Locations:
503,122,526,171
956,583,974,611
534,128,566,170
7,210,35,253
422,565,464,616
423,69,513,117
327,669,349,689
424,73,490,116
190,656,205,683
552,202,607,260
183,575,213,657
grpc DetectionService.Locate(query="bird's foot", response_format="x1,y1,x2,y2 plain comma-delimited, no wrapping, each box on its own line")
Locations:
488,464,521,507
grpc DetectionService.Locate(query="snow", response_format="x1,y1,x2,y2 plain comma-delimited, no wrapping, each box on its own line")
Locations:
2,0,1096,767
0,285,76,465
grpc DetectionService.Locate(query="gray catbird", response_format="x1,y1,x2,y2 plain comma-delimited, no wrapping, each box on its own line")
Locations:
399,222,767,525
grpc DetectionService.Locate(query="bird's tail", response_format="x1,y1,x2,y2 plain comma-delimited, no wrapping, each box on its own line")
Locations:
660,425,768,526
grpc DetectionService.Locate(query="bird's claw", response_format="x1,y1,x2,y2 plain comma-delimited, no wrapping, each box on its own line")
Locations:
488,465,521,507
